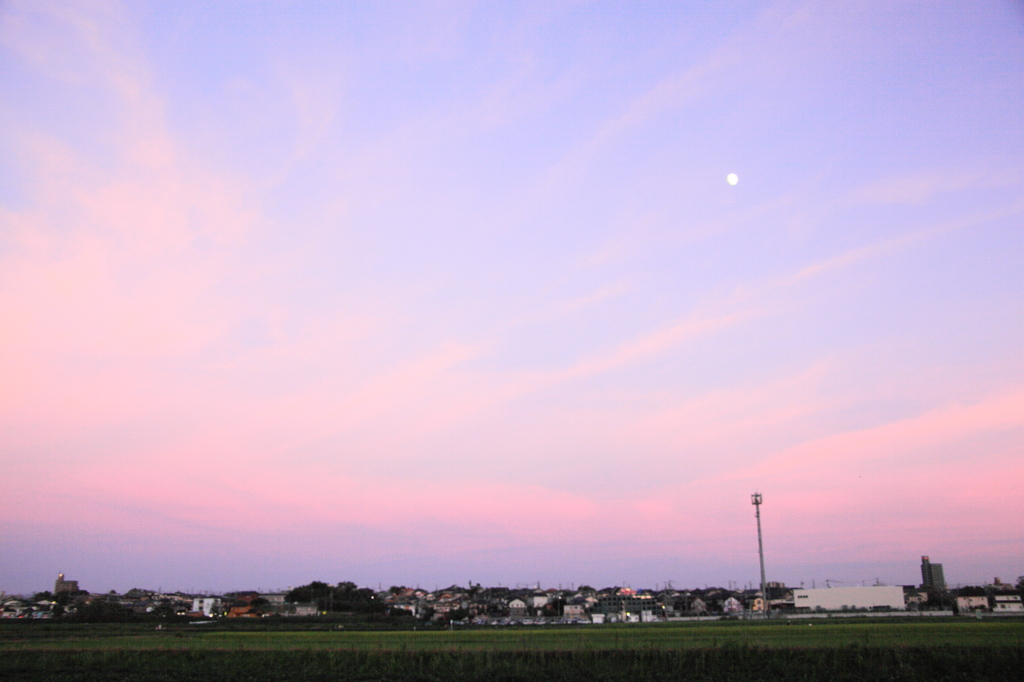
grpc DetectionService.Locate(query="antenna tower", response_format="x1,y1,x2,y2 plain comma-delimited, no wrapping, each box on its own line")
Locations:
751,492,769,616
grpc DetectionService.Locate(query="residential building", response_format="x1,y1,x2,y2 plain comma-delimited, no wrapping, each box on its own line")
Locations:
272,602,317,616
992,594,1023,612
921,556,946,589
954,587,989,613
593,594,652,617
722,597,742,614
508,598,527,618
191,597,222,617
689,597,708,616
903,586,928,607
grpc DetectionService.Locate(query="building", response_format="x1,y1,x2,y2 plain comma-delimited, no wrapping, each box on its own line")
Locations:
54,573,79,594
955,594,989,613
508,598,527,618
271,602,317,616
722,597,743,614
792,586,905,612
992,594,1023,613
593,595,652,617
903,586,928,607
920,556,946,589
191,597,222,617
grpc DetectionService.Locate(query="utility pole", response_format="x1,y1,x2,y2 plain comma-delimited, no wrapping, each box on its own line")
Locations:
752,493,769,617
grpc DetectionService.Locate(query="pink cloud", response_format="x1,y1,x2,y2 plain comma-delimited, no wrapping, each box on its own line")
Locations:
736,389,1024,481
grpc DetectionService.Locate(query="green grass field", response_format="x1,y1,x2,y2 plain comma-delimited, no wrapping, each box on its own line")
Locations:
3,620,1022,681
2,618,1022,651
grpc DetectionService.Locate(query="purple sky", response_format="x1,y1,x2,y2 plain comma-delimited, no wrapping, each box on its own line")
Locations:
1,0,1022,595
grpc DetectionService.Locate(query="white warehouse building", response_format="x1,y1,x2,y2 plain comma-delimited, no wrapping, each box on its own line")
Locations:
793,586,904,612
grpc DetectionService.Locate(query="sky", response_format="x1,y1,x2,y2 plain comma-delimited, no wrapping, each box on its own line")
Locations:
1,0,1022,596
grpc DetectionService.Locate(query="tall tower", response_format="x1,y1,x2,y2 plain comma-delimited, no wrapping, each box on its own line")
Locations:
921,556,946,589
54,573,79,594
752,493,769,615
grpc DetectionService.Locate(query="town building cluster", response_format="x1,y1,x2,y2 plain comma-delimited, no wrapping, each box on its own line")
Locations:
2,558,1021,622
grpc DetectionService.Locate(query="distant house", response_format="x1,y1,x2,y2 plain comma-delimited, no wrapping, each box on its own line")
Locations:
593,595,651,616
191,598,222,617
956,595,988,612
993,594,1023,612
1,598,28,619
271,602,317,617
722,597,742,614
508,599,527,618
903,587,928,607
955,587,989,613
389,602,419,617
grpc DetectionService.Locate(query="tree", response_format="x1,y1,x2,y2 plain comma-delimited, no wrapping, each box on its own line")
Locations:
1016,576,1024,592
445,607,470,622
285,580,387,613
286,581,333,609
66,598,137,623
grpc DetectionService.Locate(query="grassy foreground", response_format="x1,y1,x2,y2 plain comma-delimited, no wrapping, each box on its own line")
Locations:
2,620,1022,681
2,618,1022,651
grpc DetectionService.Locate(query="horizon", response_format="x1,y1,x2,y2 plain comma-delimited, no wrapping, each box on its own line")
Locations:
14,569,1013,600
1,1,1022,597
11,553,1010,598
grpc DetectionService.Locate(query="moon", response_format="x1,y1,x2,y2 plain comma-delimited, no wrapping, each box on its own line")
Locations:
727,173,739,186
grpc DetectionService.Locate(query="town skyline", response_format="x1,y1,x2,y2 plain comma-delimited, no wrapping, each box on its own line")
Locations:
6,559,1022,621
6,551,1016,598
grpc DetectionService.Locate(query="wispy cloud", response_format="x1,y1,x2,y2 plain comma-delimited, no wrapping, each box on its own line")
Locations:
732,389,1024,483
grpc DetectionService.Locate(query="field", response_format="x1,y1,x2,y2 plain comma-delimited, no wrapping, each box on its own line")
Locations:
2,619,1022,681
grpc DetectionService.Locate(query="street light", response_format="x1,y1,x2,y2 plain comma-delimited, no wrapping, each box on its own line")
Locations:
752,493,769,617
